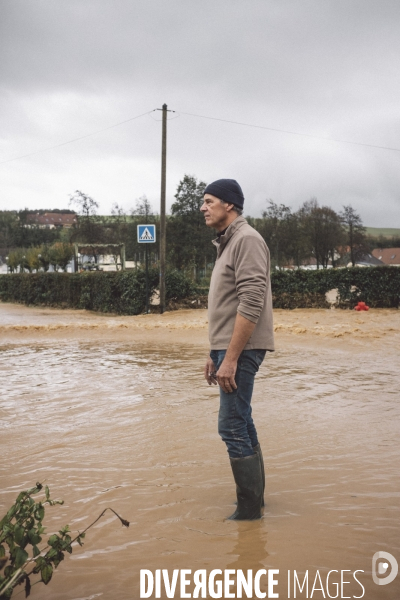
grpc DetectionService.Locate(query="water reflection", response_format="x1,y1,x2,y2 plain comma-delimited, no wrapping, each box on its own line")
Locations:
225,521,269,572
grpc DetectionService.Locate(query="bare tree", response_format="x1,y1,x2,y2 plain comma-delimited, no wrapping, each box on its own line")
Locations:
340,205,366,266
69,190,103,247
69,190,99,219
108,203,128,269
111,202,127,220
131,196,154,217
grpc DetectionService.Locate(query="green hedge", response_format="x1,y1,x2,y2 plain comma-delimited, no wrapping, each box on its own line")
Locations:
271,266,400,308
1,266,399,313
0,269,196,315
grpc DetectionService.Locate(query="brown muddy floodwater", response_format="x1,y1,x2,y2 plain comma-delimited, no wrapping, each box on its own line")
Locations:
1,304,400,599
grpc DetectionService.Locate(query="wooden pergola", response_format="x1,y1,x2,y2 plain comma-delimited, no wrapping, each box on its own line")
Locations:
74,243,126,272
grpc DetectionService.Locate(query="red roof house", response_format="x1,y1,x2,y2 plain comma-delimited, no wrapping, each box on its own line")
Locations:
372,248,400,266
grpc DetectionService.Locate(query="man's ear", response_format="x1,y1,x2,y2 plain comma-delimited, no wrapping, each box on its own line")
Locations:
226,203,235,212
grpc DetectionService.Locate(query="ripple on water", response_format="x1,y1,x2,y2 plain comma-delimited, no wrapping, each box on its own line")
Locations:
1,340,400,599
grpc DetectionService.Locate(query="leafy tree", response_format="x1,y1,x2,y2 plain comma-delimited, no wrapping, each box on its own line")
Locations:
260,200,291,268
0,212,19,252
259,200,308,269
7,249,24,273
340,205,366,266
15,211,60,248
7,244,73,273
168,174,214,280
49,243,74,272
253,201,311,269
38,245,51,272
25,247,41,272
171,176,206,217
0,211,59,252
284,212,311,268
299,199,344,268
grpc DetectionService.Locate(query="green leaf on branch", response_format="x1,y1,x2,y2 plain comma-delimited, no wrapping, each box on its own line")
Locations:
33,555,46,574
5,506,16,521
41,563,53,585
13,547,28,569
52,552,64,568
0,482,130,599
13,526,24,546
27,530,41,546
34,505,44,522
4,564,14,578
47,535,59,548
48,499,64,507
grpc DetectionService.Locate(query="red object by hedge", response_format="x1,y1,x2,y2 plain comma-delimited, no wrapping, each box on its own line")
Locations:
355,301,369,311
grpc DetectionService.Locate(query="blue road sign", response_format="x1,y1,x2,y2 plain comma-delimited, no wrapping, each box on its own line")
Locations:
137,224,156,243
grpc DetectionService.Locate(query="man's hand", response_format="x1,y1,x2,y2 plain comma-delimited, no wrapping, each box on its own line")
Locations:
204,356,218,386
216,358,238,394
211,314,255,393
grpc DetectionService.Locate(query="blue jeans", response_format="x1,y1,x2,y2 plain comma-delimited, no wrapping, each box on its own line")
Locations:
210,349,266,459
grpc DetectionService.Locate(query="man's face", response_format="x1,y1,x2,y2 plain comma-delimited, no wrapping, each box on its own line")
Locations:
200,194,232,230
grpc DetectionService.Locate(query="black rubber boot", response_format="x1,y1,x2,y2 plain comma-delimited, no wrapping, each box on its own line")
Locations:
233,444,265,507
228,453,263,520
253,443,265,507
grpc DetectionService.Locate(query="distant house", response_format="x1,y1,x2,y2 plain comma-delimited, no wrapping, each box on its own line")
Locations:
281,257,334,270
0,254,7,274
348,252,384,267
372,248,400,266
25,212,77,229
282,253,384,270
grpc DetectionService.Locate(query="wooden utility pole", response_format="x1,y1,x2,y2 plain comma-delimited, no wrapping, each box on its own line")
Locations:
159,103,167,314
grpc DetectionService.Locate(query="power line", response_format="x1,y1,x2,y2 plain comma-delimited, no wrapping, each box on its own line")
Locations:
0,109,156,165
179,110,400,154
2,106,400,166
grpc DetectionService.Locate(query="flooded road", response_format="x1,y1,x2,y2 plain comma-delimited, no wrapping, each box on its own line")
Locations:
1,304,400,599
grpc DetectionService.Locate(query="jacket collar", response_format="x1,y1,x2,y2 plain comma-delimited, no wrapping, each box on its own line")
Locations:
212,215,247,255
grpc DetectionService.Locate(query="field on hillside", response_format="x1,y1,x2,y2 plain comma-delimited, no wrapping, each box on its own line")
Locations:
366,226,400,237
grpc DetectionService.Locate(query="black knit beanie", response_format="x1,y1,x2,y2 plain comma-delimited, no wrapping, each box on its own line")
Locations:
204,179,245,209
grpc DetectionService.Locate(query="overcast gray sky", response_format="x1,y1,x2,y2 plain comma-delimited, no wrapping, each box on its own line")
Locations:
1,0,400,226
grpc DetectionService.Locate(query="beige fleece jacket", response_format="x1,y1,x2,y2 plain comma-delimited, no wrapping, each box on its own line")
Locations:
208,216,274,351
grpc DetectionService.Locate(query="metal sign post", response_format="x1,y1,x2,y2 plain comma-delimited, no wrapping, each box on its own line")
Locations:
137,225,156,313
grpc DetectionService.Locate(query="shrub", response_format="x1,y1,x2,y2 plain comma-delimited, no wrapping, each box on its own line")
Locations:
0,268,195,315
1,266,399,313
165,269,196,301
0,483,128,599
271,266,400,309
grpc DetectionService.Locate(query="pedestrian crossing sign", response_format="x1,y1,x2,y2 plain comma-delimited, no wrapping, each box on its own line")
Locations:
137,224,156,243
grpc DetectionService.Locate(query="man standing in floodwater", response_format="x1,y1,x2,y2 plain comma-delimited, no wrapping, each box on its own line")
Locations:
201,179,274,520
